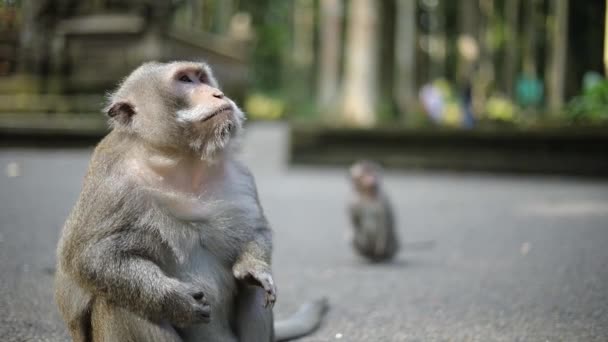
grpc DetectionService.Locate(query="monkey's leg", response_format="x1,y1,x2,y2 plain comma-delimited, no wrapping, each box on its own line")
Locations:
91,299,183,342
54,269,93,342
234,285,274,342
353,231,376,260
373,226,390,259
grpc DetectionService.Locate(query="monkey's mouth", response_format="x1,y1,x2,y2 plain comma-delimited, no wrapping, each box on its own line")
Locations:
202,105,233,122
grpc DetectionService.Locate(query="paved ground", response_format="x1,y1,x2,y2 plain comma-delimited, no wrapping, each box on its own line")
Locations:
1,123,608,341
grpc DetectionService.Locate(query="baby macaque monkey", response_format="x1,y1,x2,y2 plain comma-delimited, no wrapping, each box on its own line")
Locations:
348,160,400,262
55,61,326,342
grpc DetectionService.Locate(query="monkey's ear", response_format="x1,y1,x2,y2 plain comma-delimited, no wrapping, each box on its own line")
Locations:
105,101,136,125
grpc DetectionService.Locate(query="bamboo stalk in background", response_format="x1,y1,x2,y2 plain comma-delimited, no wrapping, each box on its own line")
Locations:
456,0,479,90
503,0,520,98
341,0,379,126
522,0,539,77
214,0,233,34
473,0,495,116
546,0,569,113
317,0,343,112
604,0,608,76
394,0,417,121
292,0,315,70
191,0,202,30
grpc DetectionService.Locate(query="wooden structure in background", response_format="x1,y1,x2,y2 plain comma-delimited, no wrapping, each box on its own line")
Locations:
0,0,251,114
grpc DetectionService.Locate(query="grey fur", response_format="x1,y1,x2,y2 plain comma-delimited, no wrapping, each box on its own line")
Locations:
55,61,326,342
274,298,329,341
348,161,400,262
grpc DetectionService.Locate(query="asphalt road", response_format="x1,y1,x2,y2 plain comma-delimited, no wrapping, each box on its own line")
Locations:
1,123,608,341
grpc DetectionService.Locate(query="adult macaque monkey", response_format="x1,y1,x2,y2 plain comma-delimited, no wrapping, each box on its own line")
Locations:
55,61,327,342
348,160,400,262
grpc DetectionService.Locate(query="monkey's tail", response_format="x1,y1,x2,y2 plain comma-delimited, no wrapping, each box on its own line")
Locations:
274,297,329,341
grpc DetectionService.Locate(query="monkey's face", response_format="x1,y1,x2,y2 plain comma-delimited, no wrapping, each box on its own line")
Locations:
105,61,244,160
168,63,244,159
350,161,380,196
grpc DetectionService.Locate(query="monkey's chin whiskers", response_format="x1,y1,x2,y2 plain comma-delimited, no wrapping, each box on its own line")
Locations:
202,105,233,122
186,120,240,163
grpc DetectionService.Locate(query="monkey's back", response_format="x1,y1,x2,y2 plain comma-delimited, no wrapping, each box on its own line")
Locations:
349,195,399,262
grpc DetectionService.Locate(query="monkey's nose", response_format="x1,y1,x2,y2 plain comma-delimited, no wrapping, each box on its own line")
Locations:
212,90,224,99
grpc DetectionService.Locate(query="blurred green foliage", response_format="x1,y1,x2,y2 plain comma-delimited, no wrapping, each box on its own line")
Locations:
566,79,608,122
0,0,21,7
239,0,291,93
486,95,516,122
244,92,286,120
0,0,19,31
2,0,606,129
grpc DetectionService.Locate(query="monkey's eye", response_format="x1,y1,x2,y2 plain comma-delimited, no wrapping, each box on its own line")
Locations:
178,75,193,83
199,74,208,84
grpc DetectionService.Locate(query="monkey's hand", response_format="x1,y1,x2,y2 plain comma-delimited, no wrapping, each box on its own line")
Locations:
164,282,212,327
233,262,277,309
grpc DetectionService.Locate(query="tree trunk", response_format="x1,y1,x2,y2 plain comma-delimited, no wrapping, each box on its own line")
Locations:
522,0,539,76
457,0,479,88
90,0,104,11
546,0,569,113
292,0,315,70
605,0,608,76
341,0,379,126
503,0,520,97
18,0,53,77
473,0,495,115
393,0,417,120
288,0,315,104
317,0,343,111
214,0,234,34
191,0,203,30
429,1,446,80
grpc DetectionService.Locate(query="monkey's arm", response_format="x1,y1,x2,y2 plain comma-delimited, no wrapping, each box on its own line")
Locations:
54,267,94,342
375,197,398,258
232,218,276,307
69,229,210,327
374,211,389,255
348,202,362,230
230,161,276,306
349,202,372,254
